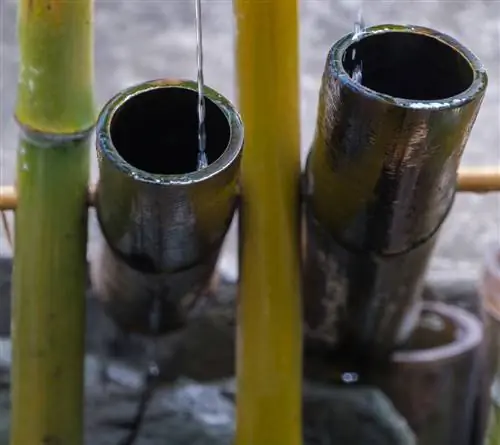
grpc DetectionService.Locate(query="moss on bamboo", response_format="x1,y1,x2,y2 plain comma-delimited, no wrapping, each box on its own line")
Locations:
10,0,94,444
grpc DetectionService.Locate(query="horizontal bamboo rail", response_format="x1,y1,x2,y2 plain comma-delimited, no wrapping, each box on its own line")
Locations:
457,168,500,193
0,184,95,210
1,168,499,212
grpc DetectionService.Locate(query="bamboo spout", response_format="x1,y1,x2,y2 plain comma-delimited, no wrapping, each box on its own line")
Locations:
91,79,243,336
304,25,488,357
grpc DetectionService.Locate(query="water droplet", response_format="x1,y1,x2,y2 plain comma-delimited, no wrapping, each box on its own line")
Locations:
341,372,359,384
148,362,159,378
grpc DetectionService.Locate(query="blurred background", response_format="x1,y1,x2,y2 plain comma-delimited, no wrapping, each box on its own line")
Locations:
1,0,499,281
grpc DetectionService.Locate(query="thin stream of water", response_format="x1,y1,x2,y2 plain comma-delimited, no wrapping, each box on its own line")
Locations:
195,0,208,170
352,10,365,84
353,9,365,40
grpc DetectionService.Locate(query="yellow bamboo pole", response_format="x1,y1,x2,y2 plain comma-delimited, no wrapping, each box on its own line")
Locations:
234,0,302,444
10,0,94,443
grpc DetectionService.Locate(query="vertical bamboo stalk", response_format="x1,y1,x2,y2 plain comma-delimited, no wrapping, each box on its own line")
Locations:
235,1,302,444
10,0,94,444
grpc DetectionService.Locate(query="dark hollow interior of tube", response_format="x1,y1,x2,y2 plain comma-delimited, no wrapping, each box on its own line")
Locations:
343,32,474,100
110,87,230,174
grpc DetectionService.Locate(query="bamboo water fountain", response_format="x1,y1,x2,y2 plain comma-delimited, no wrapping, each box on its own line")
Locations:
1,1,500,445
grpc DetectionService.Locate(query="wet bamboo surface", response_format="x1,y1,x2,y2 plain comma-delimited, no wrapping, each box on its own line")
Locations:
9,0,94,444
303,25,488,355
91,80,243,336
234,0,302,444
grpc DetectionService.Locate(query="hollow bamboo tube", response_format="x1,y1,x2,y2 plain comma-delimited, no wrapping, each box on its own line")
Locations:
10,0,94,444
0,168,499,212
304,25,488,356
373,302,483,445
91,80,243,336
234,0,302,444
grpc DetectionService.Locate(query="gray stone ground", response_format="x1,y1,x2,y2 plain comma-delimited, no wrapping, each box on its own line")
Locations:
1,0,500,444
0,258,484,445
0,258,422,445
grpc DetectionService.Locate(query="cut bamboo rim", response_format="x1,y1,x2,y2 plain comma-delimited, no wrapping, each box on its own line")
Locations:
1,168,498,212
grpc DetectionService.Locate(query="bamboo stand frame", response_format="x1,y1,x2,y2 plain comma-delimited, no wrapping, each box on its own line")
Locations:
1,168,499,212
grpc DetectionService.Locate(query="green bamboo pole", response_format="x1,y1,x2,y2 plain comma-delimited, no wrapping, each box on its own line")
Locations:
10,0,94,444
